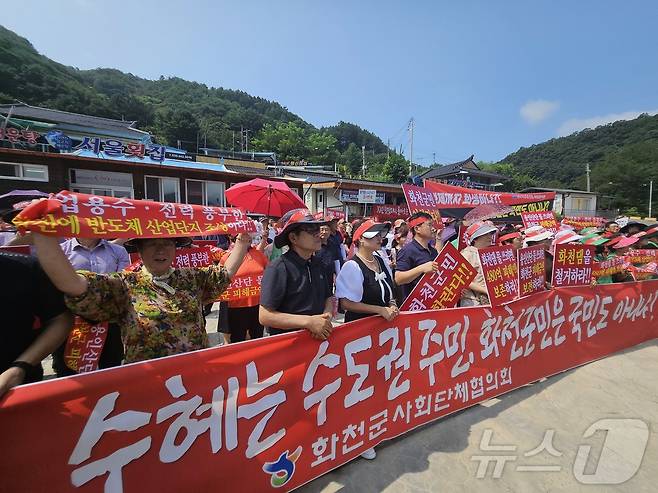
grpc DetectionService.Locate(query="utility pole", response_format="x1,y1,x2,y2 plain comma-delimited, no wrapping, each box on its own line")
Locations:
433,152,436,165
240,126,244,152
649,179,654,218
361,145,366,177
408,117,415,177
586,162,591,192
387,138,390,159
232,130,235,154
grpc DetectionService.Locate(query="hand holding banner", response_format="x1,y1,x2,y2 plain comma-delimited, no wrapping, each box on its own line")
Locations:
399,243,476,311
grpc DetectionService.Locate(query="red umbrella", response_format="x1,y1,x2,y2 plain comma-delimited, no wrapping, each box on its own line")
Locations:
225,178,306,217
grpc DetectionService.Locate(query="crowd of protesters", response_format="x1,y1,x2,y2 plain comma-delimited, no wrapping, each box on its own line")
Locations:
1,187,657,465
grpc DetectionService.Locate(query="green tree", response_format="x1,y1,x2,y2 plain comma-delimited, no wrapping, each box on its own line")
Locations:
154,108,200,149
478,162,538,192
383,153,410,183
251,122,308,161
590,140,658,215
340,143,363,177
306,131,338,166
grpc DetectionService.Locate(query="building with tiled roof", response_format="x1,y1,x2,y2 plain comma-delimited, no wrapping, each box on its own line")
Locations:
419,154,509,190
0,102,149,141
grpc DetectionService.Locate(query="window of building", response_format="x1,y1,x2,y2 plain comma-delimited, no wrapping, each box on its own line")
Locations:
69,169,134,198
0,162,48,182
144,176,180,202
185,179,225,206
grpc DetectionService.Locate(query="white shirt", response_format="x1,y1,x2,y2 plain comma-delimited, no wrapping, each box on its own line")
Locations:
335,254,393,303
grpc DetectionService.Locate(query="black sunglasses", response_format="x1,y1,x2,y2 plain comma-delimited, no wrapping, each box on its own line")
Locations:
297,225,321,235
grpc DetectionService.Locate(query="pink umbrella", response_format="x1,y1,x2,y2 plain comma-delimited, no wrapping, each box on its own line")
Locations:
225,178,306,217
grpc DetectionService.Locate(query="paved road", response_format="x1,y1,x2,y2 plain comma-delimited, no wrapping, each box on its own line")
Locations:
298,339,658,493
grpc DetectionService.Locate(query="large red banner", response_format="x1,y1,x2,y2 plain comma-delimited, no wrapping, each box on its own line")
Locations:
401,184,443,229
12,191,256,238
1,282,657,493
423,182,556,220
423,182,555,208
399,243,476,311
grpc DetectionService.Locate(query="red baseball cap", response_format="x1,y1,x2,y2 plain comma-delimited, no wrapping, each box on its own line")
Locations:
353,219,391,242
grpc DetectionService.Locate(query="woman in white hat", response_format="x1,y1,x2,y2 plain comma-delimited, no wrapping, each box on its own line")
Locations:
523,225,555,286
459,221,498,307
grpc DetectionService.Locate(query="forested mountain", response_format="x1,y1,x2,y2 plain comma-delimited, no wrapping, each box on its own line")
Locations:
493,114,658,214
0,25,402,178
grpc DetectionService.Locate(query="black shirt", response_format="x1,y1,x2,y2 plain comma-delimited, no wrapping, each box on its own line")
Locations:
326,232,344,264
0,252,67,380
260,249,332,334
396,238,438,300
314,243,336,284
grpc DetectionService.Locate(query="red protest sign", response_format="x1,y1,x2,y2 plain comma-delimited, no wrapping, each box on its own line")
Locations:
371,204,409,221
217,274,263,303
173,247,213,269
457,224,469,251
625,263,657,280
326,207,346,220
401,184,443,230
216,248,268,306
399,242,477,311
478,245,518,305
552,244,595,287
63,317,109,373
13,191,256,238
1,282,657,493
521,211,558,233
592,256,626,278
624,249,658,265
561,216,607,229
517,245,546,297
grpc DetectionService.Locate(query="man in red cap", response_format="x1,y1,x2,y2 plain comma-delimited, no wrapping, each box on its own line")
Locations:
259,209,335,339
